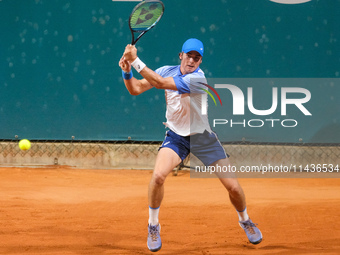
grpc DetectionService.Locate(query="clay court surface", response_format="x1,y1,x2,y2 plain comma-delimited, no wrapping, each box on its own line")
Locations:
0,166,339,255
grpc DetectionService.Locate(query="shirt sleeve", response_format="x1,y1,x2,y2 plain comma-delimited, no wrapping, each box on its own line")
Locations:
174,71,208,94
155,66,165,76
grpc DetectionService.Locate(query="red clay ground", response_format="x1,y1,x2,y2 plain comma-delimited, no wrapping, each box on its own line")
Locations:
0,166,339,255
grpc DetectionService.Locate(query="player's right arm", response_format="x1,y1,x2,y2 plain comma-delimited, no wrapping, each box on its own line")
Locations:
119,56,153,96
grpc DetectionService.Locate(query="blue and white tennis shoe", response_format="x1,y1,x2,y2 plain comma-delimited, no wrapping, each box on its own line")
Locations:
147,224,162,252
239,219,263,244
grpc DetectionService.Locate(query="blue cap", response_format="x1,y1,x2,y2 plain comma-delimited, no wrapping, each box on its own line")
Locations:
182,38,204,57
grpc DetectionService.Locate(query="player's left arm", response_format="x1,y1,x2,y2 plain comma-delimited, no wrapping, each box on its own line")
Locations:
140,67,177,90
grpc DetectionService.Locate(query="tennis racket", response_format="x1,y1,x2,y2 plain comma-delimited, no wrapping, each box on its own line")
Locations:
128,0,164,45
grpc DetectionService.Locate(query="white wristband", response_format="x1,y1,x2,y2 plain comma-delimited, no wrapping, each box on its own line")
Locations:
131,57,146,73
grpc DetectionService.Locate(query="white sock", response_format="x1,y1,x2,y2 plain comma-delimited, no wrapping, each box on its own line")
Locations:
237,207,249,222
149,206,160,226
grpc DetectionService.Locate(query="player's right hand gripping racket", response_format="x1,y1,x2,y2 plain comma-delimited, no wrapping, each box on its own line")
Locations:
129,0,164,45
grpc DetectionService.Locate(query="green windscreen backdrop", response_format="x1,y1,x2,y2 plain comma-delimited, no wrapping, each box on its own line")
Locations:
1,0,339,142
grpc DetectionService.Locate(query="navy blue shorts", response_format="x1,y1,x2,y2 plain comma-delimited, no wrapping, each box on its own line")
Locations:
160,129,228,166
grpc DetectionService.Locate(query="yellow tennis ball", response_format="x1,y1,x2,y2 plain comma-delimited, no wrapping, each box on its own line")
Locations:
19,139,31,151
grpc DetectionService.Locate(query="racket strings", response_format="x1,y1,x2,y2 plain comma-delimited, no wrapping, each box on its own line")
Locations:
130,2,163,31
135,12,153,26
140,8,149,16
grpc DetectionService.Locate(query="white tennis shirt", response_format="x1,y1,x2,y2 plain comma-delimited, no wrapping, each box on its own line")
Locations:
155,65,212,136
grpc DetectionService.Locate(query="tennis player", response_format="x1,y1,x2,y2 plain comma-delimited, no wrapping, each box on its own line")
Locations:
119,38,262,252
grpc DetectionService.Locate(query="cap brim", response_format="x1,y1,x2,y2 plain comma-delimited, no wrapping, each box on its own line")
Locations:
183,48,203,56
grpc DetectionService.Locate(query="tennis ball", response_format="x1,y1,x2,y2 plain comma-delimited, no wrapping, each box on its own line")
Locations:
19,139,31,151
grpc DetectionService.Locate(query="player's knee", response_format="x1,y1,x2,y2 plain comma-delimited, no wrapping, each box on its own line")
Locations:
152,172,166,186
227,183,242,196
